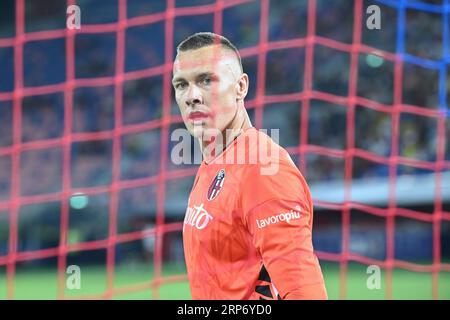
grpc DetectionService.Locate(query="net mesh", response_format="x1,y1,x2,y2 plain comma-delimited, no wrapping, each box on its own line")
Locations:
0,0,449,299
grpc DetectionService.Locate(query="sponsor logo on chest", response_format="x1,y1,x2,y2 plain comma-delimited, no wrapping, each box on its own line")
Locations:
184,203,213,230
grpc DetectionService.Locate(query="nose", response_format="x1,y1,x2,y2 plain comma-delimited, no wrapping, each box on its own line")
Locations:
185,84,203,106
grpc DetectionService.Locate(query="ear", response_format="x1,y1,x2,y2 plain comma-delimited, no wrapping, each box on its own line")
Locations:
236,73,249,101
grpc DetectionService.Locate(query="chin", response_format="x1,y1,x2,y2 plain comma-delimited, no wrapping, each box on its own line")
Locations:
189,125,206,138
190,125,222,142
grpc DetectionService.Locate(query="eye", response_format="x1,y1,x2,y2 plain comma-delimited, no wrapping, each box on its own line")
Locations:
175,82,187,90
201,77,211,86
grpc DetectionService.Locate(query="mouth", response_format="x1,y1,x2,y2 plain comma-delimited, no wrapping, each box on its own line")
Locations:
187,111,210,124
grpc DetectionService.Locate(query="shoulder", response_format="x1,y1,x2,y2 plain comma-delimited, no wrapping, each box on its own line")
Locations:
238,129,310,201
240,128,300,178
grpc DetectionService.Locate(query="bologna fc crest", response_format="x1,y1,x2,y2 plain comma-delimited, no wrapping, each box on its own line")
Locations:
207,169,226,201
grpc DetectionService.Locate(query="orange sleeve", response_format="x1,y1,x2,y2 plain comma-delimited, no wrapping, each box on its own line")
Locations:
241,159,328,300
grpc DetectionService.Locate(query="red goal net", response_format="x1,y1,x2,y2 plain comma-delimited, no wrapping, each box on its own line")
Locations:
0,0,448,299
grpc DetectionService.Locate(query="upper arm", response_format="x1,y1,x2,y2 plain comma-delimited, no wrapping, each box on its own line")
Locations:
240,161,327,299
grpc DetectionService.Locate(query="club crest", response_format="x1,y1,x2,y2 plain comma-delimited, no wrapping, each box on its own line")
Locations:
207,169,226,201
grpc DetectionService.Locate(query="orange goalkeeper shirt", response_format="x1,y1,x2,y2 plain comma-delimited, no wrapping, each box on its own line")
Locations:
183,127,327,300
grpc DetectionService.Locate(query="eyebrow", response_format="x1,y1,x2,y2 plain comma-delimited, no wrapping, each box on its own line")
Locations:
171,76,185,85
172,72,216,85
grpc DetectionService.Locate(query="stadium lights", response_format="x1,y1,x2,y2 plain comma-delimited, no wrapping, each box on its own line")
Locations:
366,53,385,68
70,192,89,210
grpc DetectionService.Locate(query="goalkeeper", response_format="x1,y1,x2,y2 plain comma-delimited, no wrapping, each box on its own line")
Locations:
172,32,327,300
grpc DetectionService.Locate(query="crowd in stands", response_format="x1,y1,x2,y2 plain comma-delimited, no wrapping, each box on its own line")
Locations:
0,0,447,258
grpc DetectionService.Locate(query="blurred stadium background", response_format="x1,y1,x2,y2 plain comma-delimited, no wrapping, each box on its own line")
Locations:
0,0,449,300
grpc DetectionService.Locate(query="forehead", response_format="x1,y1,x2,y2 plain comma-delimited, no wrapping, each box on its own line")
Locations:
173,45,239,76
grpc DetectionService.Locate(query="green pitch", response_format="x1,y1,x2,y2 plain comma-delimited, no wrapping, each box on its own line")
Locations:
0,261,449,300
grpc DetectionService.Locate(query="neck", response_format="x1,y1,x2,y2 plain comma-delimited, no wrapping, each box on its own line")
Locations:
200,105,252,163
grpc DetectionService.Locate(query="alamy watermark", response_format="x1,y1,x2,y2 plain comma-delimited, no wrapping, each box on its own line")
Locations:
66,5,81,30
366,265,381,290
170,128,281,175
66,265,81,290
366,5,381,30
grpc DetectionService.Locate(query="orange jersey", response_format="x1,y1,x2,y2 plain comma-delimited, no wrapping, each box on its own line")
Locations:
183,127,327,300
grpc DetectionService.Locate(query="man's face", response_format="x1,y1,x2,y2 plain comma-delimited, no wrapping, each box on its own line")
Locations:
172,45,242,138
